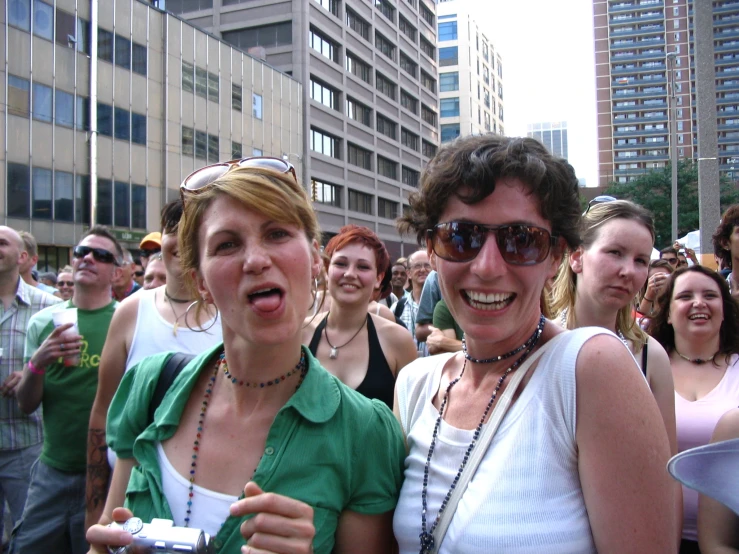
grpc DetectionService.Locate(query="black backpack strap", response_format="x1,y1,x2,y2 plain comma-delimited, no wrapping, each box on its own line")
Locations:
394,296,408,319
641,341,648,378
148,352,197,424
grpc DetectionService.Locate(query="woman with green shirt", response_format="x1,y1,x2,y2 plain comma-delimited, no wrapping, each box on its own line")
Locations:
86,159,405,554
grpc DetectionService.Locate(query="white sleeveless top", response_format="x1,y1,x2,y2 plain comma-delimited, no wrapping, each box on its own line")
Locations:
393,327,608,554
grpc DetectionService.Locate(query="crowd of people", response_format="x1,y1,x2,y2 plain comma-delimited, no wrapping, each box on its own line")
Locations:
0,136,737,553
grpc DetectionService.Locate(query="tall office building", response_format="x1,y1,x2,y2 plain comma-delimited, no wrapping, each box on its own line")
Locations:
3,0,301,269
527,122,569,159
436,0,504,144
167,0,441,257
594,0,739,186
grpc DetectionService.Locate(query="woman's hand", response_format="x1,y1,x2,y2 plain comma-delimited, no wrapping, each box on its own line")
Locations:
86,507,135,554
232,482,315,554
646,272,668,298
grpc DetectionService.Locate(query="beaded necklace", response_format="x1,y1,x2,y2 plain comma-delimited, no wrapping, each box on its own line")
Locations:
184,351,308,527
462,315,545,364
221,350,306,387
674,349,717,365
419,325,544,554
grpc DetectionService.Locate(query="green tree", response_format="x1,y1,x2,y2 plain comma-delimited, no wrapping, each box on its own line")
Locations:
604,160,739,249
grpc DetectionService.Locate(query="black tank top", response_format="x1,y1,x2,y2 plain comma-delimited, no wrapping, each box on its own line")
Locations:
308,315,395,408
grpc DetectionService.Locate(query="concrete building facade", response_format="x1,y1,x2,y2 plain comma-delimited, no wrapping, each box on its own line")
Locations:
527,121,569,160
166,0,441,257
436,0,504,144
593,0,739,186
3,0,301,269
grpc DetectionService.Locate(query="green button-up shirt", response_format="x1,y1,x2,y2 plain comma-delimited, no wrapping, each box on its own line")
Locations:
108,344,405,553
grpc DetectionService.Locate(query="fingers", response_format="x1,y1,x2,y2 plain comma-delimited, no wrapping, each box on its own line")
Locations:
232,483,312,520
1,372,21,397
85,508,135,553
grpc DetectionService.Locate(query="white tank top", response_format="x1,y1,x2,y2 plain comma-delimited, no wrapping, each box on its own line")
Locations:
393,327,607,554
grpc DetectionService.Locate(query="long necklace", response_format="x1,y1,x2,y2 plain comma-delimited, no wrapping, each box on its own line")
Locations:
165,288,191,303
419,334,543,554
220,350,306,387
185,351,309,527
674,349,717,365
462,315,545,364
560,308,628,346
324,312,367,359
163,290,187,336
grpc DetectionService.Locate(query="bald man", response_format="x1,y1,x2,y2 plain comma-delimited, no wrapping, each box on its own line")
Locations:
0,227,60,541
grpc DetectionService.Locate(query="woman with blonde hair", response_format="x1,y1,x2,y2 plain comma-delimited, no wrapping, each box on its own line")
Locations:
86,158,404,553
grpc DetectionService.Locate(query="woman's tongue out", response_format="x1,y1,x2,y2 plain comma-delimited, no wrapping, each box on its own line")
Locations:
248,288,283,313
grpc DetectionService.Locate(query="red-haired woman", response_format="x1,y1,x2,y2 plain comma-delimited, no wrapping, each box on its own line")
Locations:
303,225,417,408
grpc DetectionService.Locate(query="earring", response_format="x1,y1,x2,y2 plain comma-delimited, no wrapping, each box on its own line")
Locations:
184,299,219,332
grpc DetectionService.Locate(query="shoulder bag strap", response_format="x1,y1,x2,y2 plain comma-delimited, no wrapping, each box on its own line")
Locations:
431,335,562,552
148,352,197,424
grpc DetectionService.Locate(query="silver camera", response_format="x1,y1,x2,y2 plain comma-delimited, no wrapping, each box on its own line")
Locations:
107,517,212,553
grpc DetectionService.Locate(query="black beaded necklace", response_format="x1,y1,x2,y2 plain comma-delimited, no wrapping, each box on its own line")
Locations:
419,321,545,554
462,315,545,364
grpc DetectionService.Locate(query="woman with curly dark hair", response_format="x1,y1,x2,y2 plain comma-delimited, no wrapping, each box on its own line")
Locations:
712,204,739,299
649,264,739,554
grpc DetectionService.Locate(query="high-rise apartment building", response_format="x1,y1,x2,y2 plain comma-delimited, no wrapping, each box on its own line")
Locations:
527,122,569,159
594,0,739,186
3,0,301,269
167,0,441,257
436,0,504,144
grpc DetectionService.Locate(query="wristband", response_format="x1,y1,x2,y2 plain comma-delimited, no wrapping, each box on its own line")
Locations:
643,296,655,303
27,361,45,376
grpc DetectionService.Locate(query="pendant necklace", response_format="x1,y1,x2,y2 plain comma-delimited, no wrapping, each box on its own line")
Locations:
324,312,367,359
164,289,191,303
163,290,187,336
674,349,717,365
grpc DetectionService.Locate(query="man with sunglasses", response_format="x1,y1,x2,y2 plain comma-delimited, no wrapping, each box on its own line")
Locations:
660,246,680,268
13,227,122,554
138,232,161,271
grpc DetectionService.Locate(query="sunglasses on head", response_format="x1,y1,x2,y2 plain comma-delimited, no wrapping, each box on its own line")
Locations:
427,222,558,265
73,246,119,265
583,195,617,215
57,281,74,287
180,157,298,205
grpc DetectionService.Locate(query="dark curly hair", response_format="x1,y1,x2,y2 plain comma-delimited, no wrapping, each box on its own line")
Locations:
648,265,739,363
397,135,582,250
712,204,739,268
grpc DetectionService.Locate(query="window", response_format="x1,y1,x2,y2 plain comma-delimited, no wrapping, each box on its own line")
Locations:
55,9,77,48
232,84,242,111
377,114,397,140
54,170,74,222
440,72,459,92
316,0,340,17
401,90,419,114
182,61,194,92
132,113,146,145
182,126,194,155
7,163,30,218
400,52,418,78
232,141,242,159
253,148,263,156
9,0,31,31
346,97,372,127
75,174,90,224
208,72,219,102
253,93,263,119
115,35,131,70
378,197,399,218
97,103,112,136
8,75,30,117
132,43,147,75
420,2,434,27
311,78,339,110
310,28,339,63
439,46,458,66
402,166,420,187
76,96,89,130
421,104,437,126
420,36,435,59
348,143,372,170
310,128,340,158
348,189,373,214
55,90,74,127
375,32,396,61
132,184,146,229
441,123,460,142
195,130,207,159
33,0,53,40
376,72,397,100
114,107,130,140
222,22,292,49
196,67,207,98
375,0,395,22
399,15,417,42
32,83,52,123
311,179,341,207
401,128,419,151
97,178,113,225
32,167,52,219
346,8,370,40
421,71,436,93
438,21,457,41
346,52,372,84
207,134,219,162
76,17,90,54
422,140,437,158
440,97,460,117
114,181,130,227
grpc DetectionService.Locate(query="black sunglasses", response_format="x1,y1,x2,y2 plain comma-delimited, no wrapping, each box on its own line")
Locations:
427,222,558,265
73,245,119,265
180,157,297,205
134,271,145,277
57,280,74,287
140,248,160,258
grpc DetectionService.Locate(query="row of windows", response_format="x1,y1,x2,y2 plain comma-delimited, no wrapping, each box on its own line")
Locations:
181,62,263,118
311,178,415,218
98,28,147,76
97,103,147,144
182,126,220,162
8,76,89,130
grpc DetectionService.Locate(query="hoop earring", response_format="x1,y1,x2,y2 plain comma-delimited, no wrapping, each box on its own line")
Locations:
184,299,219,333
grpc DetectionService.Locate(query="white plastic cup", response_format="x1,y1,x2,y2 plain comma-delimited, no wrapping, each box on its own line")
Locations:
52,309,80,367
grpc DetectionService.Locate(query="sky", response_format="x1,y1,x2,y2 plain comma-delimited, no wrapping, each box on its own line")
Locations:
477,0,599,187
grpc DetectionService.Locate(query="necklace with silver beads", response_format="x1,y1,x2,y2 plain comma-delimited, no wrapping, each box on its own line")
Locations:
462,314,545,364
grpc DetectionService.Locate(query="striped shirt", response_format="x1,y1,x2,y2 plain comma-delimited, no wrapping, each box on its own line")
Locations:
0,278,61,450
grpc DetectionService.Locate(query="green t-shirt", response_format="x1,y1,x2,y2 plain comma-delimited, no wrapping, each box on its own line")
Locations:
108,344,405,554
25,299,117,472
432,298,464,340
